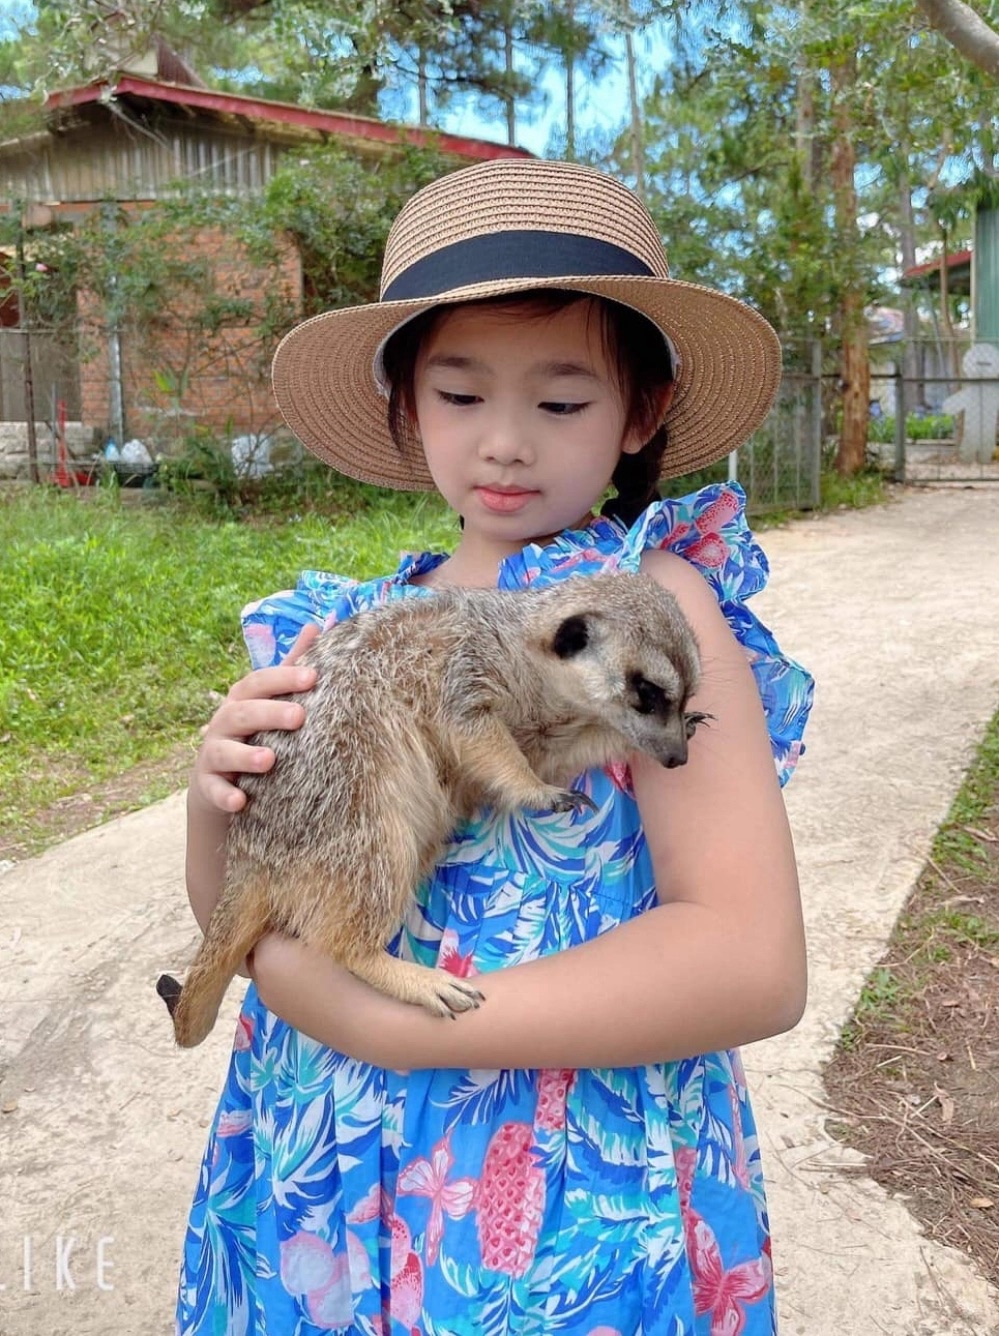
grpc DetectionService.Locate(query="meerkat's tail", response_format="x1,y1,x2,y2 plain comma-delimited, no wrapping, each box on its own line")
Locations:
171,880,272,1049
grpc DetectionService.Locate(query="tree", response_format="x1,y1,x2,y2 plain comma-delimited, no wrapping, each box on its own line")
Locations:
914,0,999,77
635,0,996,473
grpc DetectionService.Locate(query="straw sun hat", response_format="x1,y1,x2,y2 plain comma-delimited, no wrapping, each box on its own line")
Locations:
271,157,781,490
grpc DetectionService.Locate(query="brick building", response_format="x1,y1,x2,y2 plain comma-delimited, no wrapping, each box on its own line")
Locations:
0,44,530,474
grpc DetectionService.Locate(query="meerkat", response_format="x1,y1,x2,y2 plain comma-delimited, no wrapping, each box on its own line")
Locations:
164,571,707,1048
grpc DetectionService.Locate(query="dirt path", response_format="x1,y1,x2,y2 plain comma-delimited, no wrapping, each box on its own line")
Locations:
1,484,999,1336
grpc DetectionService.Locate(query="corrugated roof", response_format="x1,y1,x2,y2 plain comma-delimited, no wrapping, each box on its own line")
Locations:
44,74,534,162
901,249,972,282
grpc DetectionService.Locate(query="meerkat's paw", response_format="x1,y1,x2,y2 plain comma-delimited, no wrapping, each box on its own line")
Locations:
539,786,598,815
346,952,485,1018
421,973,486,1020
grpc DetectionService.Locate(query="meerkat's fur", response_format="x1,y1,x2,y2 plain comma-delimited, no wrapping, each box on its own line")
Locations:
169,571,705,1047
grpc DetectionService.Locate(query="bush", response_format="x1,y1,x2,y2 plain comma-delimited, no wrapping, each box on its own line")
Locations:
868,412,954,444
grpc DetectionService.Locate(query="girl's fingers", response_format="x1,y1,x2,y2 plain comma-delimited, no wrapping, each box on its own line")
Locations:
196,772,249,814
282,622,322,666
207,697,307,741
223,663,315,707
200,737,276,779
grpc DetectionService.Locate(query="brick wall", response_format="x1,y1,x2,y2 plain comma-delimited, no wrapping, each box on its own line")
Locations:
78,221,302,451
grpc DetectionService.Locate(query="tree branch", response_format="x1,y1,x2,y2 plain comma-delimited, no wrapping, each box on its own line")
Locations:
914,0,999,79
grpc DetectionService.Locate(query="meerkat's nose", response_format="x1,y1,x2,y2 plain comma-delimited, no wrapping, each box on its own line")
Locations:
659,739,688,769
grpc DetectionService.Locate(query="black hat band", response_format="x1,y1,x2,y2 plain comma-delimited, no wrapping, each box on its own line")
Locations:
381,230,657,303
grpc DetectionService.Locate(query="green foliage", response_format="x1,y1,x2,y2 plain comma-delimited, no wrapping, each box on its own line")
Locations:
867,413,955,443
636,1,994,348
818,466,886,511
0,483,457,835
260,141,452,313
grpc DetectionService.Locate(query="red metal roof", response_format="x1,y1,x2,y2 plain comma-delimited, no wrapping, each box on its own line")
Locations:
44,75,534,162
901,249,972,281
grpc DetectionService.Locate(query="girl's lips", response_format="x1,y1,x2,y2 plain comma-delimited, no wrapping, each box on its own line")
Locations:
475,486,538,514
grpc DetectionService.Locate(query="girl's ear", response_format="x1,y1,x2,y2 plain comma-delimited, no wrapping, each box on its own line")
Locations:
621,382,676,456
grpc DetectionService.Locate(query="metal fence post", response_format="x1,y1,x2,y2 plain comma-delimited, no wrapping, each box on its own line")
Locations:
810,340,822,507
893,364,906,483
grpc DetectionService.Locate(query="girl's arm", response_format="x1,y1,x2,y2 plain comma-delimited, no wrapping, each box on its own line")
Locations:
251,551,807,1068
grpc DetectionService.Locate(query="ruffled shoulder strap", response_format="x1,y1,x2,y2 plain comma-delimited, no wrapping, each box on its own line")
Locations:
239,550,447,669
620,482,814,787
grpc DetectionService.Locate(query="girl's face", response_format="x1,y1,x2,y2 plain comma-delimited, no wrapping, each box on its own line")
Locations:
412,300,643,553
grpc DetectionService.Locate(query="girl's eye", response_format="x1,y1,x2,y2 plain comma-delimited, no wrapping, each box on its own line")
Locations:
541,401,588,416
437,391,480,406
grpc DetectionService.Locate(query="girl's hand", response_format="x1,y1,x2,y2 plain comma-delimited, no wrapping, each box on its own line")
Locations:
190,623,321,816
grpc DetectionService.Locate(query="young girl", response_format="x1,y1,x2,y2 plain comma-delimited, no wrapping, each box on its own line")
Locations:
178,158,813,1335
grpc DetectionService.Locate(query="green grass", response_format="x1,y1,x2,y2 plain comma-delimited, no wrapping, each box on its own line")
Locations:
0,461,899,847
837,707,999,1050
819,466,887,511
0,482,457,832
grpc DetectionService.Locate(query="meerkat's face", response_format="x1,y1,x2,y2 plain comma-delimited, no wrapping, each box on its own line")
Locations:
541,580,704,770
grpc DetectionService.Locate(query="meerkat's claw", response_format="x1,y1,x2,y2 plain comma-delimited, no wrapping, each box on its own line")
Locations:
684,710,714,739
426,975,485,1019
545,787,598,815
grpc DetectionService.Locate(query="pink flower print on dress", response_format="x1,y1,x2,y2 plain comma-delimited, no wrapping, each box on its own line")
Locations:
603,758,632,795
346,1181,381,1226
688,1214,772,1336
217,1109,252,1138
233,1013,253,1051
476,1121,545,1277
305,1254,354,1329
437,928,478,979
397,1134,476,1266
243,621,276,667
684,533,728,568
534,1069,576,1133
695,489,741,535
552,546,610,576
389,1249,423,1329
280,1231,354,1327
674,1145,696,1215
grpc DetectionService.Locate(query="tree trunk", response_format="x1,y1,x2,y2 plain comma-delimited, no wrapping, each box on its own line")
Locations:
505,21,516,147
896,151,924,405
418,48,429,126
566,0,576,160
830,50,870,476
914,0,999,79
14,226,39,484
625,24,645,201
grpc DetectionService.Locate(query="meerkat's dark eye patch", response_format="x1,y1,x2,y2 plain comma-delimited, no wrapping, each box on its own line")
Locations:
552,614,589,658
629,672,670,716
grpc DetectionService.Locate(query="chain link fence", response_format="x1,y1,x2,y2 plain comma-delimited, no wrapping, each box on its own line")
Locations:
867,337,999,484
729,342,823,515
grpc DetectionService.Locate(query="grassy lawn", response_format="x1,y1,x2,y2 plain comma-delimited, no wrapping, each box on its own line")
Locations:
0,479,457,853
0,466,887,857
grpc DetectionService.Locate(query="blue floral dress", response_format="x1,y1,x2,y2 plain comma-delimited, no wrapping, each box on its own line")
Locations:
176,484,813,1336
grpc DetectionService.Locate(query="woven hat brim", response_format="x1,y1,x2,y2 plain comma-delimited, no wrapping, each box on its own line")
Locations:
272,275,782,491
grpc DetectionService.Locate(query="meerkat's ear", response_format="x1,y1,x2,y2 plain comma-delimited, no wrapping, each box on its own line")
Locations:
552,614,590,658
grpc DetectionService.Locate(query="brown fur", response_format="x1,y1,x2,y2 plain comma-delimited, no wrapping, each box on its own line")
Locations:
170,572,703,1046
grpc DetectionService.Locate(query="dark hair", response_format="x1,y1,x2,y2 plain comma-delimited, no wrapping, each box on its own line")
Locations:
380,290,674,528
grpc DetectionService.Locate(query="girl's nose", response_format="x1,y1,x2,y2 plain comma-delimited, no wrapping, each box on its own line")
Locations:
479,410,534,466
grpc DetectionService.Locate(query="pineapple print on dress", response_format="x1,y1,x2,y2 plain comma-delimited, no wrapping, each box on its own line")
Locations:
534,1068,576,1133
476,1121,546,1277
